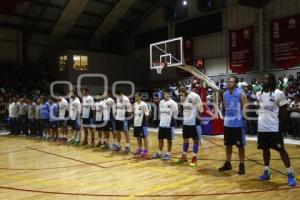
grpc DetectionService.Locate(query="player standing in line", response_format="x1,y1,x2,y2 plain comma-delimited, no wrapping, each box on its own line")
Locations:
49,97,59,141
69,92,82,145
94,95,104,147
218,76,247,175
81,88,96,146
101,92,116,149
176,86,203,167
133,93,150,157
58,96,69,144
27,97,36,136
256,73,296,187
113,90,132,152
35,98,42,138
152,89,178,160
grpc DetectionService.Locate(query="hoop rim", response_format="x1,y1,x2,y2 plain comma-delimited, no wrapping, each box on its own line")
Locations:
152,62,166,74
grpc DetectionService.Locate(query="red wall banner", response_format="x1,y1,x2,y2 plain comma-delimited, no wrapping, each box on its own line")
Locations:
229,27,254,74
270,15,300,69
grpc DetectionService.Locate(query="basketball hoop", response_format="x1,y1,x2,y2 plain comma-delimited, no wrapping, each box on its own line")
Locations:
153,62,166,74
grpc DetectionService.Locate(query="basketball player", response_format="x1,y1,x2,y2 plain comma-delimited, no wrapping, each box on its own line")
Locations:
19,98,28,136
176,86,203,167
133,93,150,157
35,98,42,138
8,97,16,134
40,96,50,139
218,76,247,175
58,96,69,144
69,92,81,145
114,90,132,152
27,97,36,136
152,89,178,160
49,97,59,141
81,88,95,146
101,92,116,149
94,95,104,147
14,98,21,135
256,73,296,187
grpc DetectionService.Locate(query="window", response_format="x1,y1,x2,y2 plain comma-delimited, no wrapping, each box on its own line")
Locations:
73,55,88,71
58,55,68,71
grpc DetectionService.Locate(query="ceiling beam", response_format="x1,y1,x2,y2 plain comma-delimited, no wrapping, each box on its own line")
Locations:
92,0,138,40
51,0,90,37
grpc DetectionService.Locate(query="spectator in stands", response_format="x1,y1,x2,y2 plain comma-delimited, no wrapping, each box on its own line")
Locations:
288,94,300,139
238,77,248,88
252,80,262,94
220,79,226,90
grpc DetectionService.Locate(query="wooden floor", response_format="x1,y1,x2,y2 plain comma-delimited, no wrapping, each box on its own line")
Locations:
0,131,300,200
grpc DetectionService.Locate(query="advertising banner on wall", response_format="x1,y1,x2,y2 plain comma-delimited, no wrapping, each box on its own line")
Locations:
270,15,300,69
229,27,254,74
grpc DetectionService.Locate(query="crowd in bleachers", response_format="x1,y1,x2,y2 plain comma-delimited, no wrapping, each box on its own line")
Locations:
1,65,300,139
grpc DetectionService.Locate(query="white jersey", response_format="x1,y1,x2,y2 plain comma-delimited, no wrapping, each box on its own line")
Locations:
70,97,81,120
19,103,28,116
159,99,178,128
134,101,149,127
102,97,115,121
95,101,104,121
182,92,203,126
58,98,68,120
115,95,132,121
82,95,95,119
28,103,36,119
35,104,41,119
14,102,20,118
257,89,288,132
290,100,300,118
8,103,15,118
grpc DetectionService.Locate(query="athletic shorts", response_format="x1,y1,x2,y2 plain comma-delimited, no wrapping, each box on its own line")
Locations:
95,120,104,131
257,132,285,151
70,120,81,130
134,126,148,138
103,120,115,132
183,125,202,140
224,126,245,147
82,118,94,127
58,120,68,127
115,120,128,132
158,127,175,140
50,121,58,129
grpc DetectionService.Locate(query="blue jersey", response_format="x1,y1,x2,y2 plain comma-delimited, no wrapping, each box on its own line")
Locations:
224,88,244,128
50,103,59,122
40,102,50,119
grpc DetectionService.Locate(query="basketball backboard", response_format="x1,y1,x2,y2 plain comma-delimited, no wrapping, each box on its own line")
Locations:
150,37,184,73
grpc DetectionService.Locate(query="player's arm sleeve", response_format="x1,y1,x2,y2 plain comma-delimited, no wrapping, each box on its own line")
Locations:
196,96,204,114
143,104,150,116
173,102,179,119
277,91,288,107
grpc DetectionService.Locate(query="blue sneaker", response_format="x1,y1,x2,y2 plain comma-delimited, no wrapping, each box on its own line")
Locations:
162,154,171,161
112,145,121,151
152,153,161,159
288,172,297,187
259,170,272,181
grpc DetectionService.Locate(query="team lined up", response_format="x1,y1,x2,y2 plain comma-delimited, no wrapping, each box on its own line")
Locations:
7,73,297,187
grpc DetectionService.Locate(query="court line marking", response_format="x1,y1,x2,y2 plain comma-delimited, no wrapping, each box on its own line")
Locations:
27,147,106,168
0,185,299,197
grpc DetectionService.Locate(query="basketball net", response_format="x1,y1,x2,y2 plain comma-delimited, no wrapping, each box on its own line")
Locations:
153,62,166,74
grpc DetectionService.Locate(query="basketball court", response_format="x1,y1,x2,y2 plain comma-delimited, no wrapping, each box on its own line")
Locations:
1,0,300,199
0,131,300,199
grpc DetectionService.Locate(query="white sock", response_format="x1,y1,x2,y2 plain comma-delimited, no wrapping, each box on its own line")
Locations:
287,167,293,174
126,143,130,147
192,153,197,157
166,152,171,156
264,166,270,171
158,150,162,155
183,151,188,155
